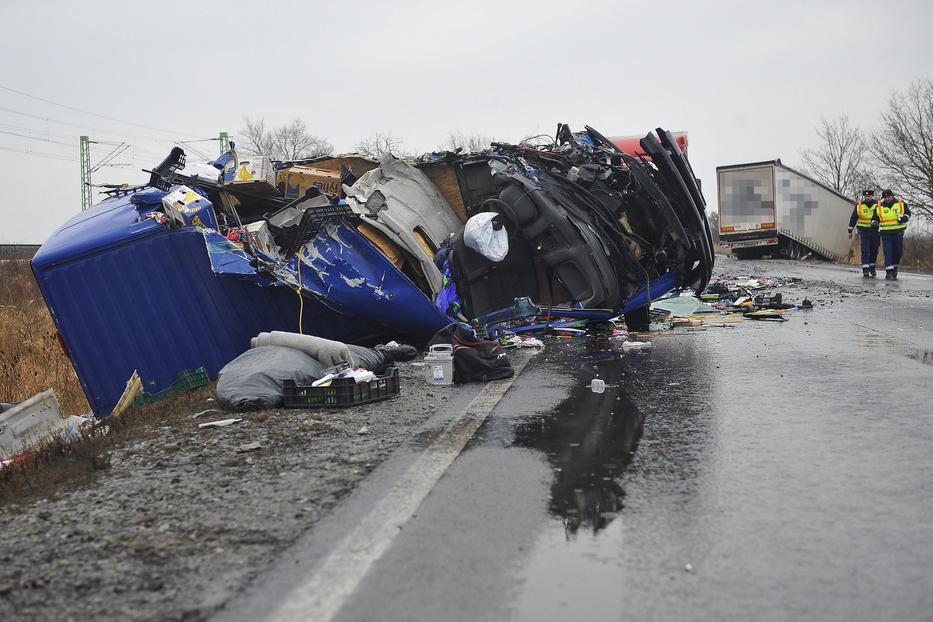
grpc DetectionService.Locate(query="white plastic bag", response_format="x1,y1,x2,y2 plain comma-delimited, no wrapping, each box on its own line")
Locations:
464,212,509,262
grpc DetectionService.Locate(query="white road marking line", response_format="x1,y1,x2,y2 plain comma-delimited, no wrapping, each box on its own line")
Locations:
266,356,531,622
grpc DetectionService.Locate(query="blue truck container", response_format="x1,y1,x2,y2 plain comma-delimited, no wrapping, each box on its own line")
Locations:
31,192,369,416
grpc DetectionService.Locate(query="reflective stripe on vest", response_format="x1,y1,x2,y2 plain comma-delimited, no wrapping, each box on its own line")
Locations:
878,201,906,232
856,201,877,228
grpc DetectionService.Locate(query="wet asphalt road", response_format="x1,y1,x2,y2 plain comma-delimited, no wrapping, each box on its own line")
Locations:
226,259,933,621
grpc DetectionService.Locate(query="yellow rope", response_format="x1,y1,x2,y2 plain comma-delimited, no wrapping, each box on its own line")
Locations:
296,252,304,334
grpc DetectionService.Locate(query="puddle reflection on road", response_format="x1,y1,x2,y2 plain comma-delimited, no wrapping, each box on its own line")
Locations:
513,340,642,535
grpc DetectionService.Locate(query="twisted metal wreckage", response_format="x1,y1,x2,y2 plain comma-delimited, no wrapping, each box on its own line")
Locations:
31,124,713,414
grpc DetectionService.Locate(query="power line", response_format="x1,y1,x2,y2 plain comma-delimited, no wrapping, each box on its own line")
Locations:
0,121,94,144
0,143,76,163
91,143,130,173
178,140,212,160
0,128,156,163
90,142,124,172
0,105,176,146
0,128,74,147
0,83,200,139
0,106,226,164
0,118,180,164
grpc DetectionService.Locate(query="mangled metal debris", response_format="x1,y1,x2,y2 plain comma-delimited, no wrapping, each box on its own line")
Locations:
31,122,714,415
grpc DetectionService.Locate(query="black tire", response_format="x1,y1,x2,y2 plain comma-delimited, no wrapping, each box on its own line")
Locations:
624,305,651,332
732,247,766,260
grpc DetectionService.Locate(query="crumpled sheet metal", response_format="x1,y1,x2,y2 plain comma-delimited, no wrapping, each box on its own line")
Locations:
200,217,450,341
343,154,463,295
201,229,275,286
276,222,451,340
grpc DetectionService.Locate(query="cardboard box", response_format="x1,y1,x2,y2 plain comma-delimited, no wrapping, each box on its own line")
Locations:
277,166,343,198
161,185,218,229
245,221,280,258
233,156,276,187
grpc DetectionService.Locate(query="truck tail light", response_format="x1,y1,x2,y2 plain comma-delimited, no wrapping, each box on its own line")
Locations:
55,331,71,359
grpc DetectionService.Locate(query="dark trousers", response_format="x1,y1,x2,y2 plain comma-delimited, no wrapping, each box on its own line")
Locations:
881,231,904,268
347,344,389,374
858,228,880,267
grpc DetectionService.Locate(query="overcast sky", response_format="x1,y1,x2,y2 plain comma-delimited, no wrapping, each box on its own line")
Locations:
1,0,931,243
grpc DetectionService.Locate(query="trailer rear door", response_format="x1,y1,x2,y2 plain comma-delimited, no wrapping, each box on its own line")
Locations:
717,165,777,242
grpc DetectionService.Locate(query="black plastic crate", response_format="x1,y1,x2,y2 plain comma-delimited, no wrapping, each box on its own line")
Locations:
753,293,783,307
266,196,358,258
282,367,400,408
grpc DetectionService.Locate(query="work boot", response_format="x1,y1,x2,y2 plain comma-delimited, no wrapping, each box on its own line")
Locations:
862,268,871,278
885,269,894,280
892,266,898,280
374,343,418,363
869,266,876,278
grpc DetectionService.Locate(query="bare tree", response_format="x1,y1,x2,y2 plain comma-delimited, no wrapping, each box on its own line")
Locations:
239,117,273,156
356,132,406,159
238,117,333,160
871,79,933,219
799,114,870,199
708,210,720,245
442,131,492,153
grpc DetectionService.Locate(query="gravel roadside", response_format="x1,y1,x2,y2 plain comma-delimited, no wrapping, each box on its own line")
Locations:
0,360,463,621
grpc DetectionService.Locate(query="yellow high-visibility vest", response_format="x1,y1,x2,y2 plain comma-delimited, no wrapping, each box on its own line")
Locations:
856,201,878,228
878,201,906,232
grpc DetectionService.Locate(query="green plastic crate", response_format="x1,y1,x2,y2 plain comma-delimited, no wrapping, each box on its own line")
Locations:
131,367,209,407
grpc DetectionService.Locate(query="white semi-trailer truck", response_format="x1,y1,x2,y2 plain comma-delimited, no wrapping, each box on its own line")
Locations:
717,159,852,260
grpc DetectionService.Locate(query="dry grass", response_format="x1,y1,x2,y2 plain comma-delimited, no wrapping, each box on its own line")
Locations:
0,383,214,505
903,234,933,271
0,260,89,416
847,232,933,272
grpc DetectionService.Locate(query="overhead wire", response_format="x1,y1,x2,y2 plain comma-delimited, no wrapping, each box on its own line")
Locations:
0,126,160,162
0,128,74,147
177,140,214,161
0,117,206,170
0,121,113,144
90,143,130,173
0,104,221,165
0,82,200,138
0,105,184,147
0,95,225,189
0,144,77,162
90,142,125,170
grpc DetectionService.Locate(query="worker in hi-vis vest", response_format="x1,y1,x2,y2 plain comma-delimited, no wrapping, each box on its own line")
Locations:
847,189,880,277
877,189,911,280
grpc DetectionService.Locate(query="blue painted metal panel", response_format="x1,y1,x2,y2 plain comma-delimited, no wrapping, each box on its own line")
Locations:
33,192,165,268
287,223,452,339
619,271,677,314
32,196,367,416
